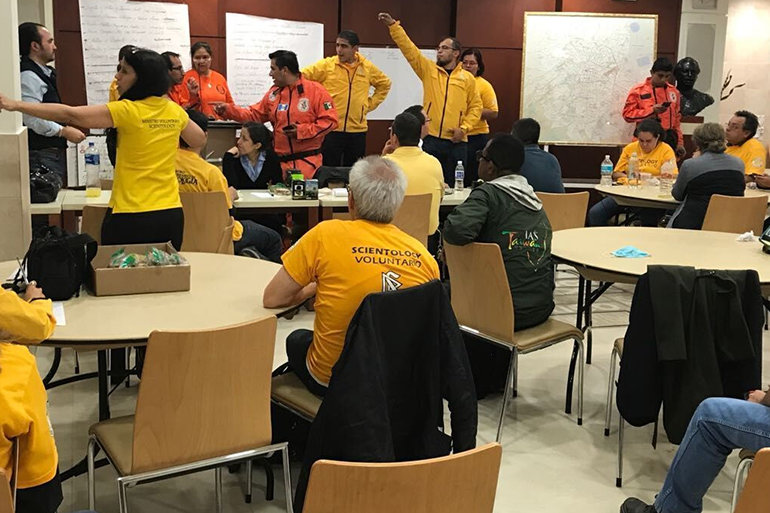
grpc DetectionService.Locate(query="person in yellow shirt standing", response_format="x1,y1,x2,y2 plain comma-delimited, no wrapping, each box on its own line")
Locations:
175,110,283,261
0,282,60,513
588,119,678,226
378,12,482,185
461,48,498,185
263,156,440,395
725,110,767,182
384,111,444,249
302,30,391,167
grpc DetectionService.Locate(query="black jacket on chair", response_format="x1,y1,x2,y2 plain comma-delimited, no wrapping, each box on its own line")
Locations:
617,265,764,444
294,280,478,511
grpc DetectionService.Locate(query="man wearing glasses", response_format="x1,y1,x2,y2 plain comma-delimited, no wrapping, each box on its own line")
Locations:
378,12,482,185
161,51,189,107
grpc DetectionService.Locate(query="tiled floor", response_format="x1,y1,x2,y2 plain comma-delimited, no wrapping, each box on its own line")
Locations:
32,269,769,513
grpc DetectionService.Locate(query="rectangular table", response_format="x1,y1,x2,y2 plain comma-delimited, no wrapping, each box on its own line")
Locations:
235,189,320,228
318,188,471,220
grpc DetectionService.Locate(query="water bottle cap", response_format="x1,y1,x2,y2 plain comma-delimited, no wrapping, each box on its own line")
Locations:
457,160,462,165
605,154,610,158
88,142,95,147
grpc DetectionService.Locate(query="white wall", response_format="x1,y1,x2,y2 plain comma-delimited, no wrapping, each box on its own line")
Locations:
721,0,770,142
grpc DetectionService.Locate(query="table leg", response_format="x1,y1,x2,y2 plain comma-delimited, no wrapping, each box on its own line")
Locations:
48,213,62,227
320,206,333,222
585,280,593,364
308,206,319,228
63,210,78,232
97,350,111,420
42,347,62,386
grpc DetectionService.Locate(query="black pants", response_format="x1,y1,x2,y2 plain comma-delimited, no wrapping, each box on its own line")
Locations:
286,329,327,397
101,207,184,250
465,133,488,186
15,470,63,513
422,135,468,185
321,131,367,167
234,220,283,262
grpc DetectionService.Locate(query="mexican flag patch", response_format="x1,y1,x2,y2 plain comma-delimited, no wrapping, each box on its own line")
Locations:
323,101,332,110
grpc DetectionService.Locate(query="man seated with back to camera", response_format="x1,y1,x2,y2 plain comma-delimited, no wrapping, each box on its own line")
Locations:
443,133,554,397
175,110,283,261
383,112,445,253
510,117,565,193
263,156,440,396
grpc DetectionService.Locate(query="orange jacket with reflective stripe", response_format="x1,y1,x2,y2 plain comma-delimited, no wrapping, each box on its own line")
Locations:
623,77,683,147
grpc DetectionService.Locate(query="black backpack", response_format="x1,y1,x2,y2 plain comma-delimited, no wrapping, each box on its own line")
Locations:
22,226,97,301
29,162,63,204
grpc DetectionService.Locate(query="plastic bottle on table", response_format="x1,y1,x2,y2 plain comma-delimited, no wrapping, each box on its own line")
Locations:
659,159,675,197
454,160,464,192
600,155,613,186
85,142,101,198
627,152,639,189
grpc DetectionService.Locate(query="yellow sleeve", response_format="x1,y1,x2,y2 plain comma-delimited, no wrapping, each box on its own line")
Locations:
105,100,131,129
366,62,392,112
281,224,323,287
461,76,482,133
480,79,498,112
615,145,631,174
109,79,119,102
747,140,766,175
16,362,58,488
206,163,233,209
0,289,55,345
301,58,329,84
388,22,433,80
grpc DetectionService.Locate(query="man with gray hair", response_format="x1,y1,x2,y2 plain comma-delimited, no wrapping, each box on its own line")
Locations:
264,156,440,395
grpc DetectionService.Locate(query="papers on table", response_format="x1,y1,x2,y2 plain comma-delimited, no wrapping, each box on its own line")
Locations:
250,192,274,199
332,188,348,198
52,302,66,326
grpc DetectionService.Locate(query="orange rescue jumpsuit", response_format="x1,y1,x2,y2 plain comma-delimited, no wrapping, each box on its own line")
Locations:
623,77,683,148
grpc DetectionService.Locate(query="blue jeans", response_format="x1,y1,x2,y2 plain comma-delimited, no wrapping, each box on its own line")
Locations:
655,397,770,513
422,135,467,185
588,197,667,227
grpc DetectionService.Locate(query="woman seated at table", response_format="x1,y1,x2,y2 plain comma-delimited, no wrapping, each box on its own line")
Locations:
588,119,678,227
0,49,206,250
222,121,283,189
667,122,745,230
0,283,59,513
183,42,233,120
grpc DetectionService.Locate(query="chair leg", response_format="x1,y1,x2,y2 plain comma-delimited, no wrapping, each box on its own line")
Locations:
74,349,80,374
215,467,223,513
731,458,754,512
117,479,129,513
125,348,131,388
281,445,293,513
496,349,516,443
604,346,619,436
617,417,625,487
245,459,252,503
576,338,584,426
512,350,519,398
87,437,97,509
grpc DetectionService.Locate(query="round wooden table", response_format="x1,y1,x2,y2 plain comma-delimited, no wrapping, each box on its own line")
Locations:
594,184,770,210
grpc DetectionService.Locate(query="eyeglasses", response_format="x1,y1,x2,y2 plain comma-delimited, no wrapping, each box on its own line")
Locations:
171,66,184,71
437,45,455,51
475,149,491,163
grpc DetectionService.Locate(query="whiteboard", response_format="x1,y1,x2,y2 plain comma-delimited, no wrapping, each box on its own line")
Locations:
359,47,437,121
521,12,657,146
78,0,191,106
226,13,324,106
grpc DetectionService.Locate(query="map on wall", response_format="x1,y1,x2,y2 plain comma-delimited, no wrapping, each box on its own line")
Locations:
521,12,657,146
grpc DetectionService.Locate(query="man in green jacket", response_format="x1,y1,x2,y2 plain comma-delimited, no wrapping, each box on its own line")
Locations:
443,133,554,330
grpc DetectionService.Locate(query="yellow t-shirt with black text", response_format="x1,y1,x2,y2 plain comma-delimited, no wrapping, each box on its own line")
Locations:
175,148,243,241
615,140,678,177
106,97,189,213
282,219,440,384
726,138,766,176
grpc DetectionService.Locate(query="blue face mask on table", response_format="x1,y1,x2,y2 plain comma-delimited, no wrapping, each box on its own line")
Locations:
611,245,650,258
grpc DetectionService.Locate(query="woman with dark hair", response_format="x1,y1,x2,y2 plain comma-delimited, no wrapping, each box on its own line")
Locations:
588,118,678,226
108,44,136,102
0,48,206,249
183,41,233,120
668,122,745,230
461,48,498,185
222,121,283,189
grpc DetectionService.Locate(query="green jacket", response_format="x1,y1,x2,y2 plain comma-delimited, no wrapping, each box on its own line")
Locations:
443,179,554,329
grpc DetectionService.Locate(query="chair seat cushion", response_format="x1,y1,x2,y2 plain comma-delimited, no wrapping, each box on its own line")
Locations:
271,373,322,420
89,415,135,476
515,319,583,353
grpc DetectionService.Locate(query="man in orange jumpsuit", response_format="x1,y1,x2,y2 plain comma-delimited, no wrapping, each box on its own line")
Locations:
215,50,338,179
623,57,685,158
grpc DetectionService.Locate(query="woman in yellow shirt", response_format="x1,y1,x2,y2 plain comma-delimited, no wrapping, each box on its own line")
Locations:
588,118,678,226
0,283,59,513
0,49,206,249
461,48,499,185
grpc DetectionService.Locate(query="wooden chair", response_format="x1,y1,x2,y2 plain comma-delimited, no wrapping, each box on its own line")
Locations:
734,448,770,513
302,443,503,513
444,242,584,442
603,337,627,486
86,317,292,513
702,194,767,235
392,193,433,248
271,372,323,422
0,469,12,513
732,449,756,512
180,192,235,254
81,205,108,244
536,191,590,231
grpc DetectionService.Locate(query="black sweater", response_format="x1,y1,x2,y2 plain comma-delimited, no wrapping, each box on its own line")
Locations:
221,150,283,189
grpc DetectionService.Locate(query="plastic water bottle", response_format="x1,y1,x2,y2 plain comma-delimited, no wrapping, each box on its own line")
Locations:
85,142,101,198
627,152,639,189
600,155,613,186
454,160,464,192
659,159,675,197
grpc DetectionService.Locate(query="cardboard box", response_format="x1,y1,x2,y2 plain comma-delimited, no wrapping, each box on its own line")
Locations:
89,242,190,296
